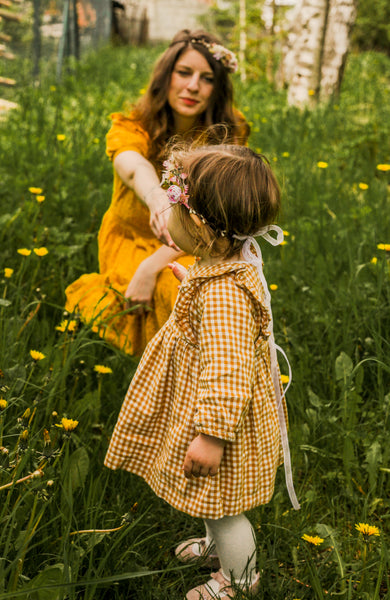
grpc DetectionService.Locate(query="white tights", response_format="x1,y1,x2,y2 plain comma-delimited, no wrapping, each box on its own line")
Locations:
203,514,257,584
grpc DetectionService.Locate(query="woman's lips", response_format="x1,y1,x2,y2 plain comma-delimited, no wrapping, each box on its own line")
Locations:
181,98,199,106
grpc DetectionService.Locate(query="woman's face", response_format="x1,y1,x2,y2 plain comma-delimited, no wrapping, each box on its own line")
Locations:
168,48,214,133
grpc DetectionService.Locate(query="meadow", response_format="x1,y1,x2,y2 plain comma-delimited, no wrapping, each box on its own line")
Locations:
0,43,389,599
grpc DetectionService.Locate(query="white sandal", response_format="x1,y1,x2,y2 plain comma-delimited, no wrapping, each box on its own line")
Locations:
186,569,260,600
175,537,221,569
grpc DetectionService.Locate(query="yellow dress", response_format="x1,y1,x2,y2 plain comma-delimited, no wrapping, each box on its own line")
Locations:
104,262,285,519
65,113,194,355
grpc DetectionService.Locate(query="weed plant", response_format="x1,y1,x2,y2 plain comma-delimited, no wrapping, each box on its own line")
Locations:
0,45,389,599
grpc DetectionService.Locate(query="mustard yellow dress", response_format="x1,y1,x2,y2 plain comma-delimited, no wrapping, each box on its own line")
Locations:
104,262,285,519
65,113,194,355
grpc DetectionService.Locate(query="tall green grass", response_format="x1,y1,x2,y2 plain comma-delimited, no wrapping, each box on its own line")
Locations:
0,46,389,599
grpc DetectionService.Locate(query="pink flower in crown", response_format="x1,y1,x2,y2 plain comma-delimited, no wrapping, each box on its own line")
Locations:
167,184,190,208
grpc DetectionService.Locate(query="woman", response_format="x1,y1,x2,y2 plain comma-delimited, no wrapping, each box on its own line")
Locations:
65,29,250,356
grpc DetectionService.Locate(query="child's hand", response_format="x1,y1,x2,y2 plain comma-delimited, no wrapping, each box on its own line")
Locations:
183,434,225,479
168,262,188,282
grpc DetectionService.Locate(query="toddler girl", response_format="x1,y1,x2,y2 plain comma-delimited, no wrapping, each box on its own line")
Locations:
104,144,299,599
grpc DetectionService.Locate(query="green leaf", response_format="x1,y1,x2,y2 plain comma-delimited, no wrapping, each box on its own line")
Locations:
27,564,66,600
335,352,353,382
67,447,90,492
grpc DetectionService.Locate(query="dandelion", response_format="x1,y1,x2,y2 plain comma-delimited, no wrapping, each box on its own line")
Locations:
280,375,289,384
56,417,79,432
355,523,380,537
282,152,290,158
261,117,267,123
139,88,146,94
302,534,324,546
94,364,113,375
272,157,278,162
28,187,43,194
57,134,66,141
281,240,288,246
33,247,49,257
377,243,390,251
358,183,368,190
17,248,31,256
317,161,328,169
55,319,78,333
93,138,100,144
4,268,13,278
283,230,290,236
270,284,278,291
371,257,378,264
376,164,390,172
30,350,46,361
0,398,7,409
36,195,45,203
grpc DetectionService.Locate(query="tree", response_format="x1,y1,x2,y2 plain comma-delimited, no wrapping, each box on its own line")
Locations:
280,0,357,106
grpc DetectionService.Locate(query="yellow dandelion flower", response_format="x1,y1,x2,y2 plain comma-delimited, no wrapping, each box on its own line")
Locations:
308,89,315,96
377,243,390,251
371,257,378,264
55,319,78,333
283,230,290,236
270,284,278,291
57,134,66,141
139,88,146,94
317,161,328,169
282,152,290,158
57,417,79,431
281,240,288,246
52,411,58,417
280,374,289,384
0,398,7,409
302,534,324,546
36,195,45,203
355,523,380,537
4,268,14,278
33,247,49,257
261,117,267,123
358,183,368,190
20,429,29,441
28,187,43,194
93,138,100,144
253,126,260,133
94,364,113,374
30,350,46,361
376,164,390,172
50,85,56,92
273,157,278,162
255,148,262,154
17,248,31,257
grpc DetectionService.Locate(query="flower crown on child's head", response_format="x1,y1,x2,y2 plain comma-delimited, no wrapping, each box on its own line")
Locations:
161,159,209,228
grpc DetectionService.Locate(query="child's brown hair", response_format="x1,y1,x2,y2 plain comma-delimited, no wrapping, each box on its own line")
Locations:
170,144,281,259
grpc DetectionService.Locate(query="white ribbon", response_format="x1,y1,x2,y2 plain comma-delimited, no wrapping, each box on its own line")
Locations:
234,225,300,510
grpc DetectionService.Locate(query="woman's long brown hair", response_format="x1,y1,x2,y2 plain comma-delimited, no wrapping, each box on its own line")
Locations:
131,29,250,163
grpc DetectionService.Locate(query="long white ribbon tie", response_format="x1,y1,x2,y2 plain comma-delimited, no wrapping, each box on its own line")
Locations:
234,225,300,510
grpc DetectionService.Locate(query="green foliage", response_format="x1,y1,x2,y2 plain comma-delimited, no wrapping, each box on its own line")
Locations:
0,44,389,598
353,0,390,53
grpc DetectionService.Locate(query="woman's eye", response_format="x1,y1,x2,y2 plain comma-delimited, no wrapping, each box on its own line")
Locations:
177,70,190,77
203,76,214,84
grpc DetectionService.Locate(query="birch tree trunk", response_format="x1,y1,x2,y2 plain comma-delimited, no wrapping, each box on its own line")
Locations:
281,0,357,107
319,0,357,101
239,0,247,82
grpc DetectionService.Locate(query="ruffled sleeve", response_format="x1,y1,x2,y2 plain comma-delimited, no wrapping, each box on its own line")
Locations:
106,112,150,162
194,276,257,442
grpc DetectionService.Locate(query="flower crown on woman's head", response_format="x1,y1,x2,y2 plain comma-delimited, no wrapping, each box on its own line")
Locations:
170,37,238,74
191,39,238,74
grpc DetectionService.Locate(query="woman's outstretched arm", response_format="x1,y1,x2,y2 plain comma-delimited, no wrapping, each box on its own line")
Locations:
114,150,178,249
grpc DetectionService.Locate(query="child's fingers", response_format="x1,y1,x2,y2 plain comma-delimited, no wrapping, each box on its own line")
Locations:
168,262,188,282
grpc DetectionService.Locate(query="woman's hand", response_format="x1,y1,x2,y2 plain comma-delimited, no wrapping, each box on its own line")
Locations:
147,192,178,249
183,434,225,479
125,260,157,314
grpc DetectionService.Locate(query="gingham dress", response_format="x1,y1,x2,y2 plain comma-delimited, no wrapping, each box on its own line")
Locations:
104,261,285,519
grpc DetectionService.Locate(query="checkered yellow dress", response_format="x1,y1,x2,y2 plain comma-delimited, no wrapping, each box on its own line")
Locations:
104,261,285,519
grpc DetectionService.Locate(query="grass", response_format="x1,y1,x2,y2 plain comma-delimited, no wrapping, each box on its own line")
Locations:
0,44,389,599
